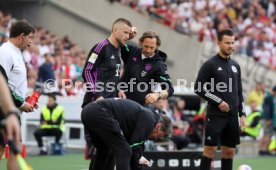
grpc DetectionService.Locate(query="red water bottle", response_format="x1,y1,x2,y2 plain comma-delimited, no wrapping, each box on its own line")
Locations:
26,90,41,106
21,144,27,158
5,144,9,158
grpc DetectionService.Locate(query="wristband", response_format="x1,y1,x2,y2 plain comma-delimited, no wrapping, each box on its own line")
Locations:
5,111,20,119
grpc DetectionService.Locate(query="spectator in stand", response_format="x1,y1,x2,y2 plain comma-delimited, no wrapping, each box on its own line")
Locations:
259,85,276,156
116,0,276,70
246,82,266,109
172,98,186,121
37,53,55,83
240,101,262,139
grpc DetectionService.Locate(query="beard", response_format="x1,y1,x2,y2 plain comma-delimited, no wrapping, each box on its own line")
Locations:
222,49,233,56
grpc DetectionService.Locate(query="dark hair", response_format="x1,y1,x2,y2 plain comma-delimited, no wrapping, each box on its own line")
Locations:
48,94,56,101
112,18,132,28
139,31,161,47
158,115,172,139
217,28,234,41
10,20,35,38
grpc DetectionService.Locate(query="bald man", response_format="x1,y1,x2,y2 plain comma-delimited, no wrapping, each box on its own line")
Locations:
82,18,133,107
81,18,134,159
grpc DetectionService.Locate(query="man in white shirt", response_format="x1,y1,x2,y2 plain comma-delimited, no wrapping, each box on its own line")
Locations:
0,20,36,170
0,20,35,112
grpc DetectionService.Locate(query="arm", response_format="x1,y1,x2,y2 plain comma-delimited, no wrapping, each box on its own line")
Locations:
237,65,246,117
155,62,174,98
130,145,144,170
121,44,137,63
0,73,20,145
194,62,222,105
250,115,261,127
0,74,17,113
121,26,138,63
82,46,105,99
52,109,64,125
40,111,46,124
145,62,174,104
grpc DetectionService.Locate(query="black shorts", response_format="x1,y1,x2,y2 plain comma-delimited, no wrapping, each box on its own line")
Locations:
204,115,240,148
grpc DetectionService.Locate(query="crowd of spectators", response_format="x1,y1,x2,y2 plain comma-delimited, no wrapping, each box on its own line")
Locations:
0,10,87,96
114,0,276,70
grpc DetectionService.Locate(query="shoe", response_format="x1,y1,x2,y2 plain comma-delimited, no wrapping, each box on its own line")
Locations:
39,150,48,156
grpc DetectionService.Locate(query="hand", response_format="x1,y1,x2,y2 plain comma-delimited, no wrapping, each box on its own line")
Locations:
118,91,126,99
20,102,34,112
129,27,137,40
218,101,230,112
34,102,39,109
240,115,246,130
139,156,150,166
145,93,159,104
96,96,104,101
5,113,20,146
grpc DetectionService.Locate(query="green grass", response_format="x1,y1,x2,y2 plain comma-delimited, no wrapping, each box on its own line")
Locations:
1,154,275,170
1,154,89,170
233,156,276,170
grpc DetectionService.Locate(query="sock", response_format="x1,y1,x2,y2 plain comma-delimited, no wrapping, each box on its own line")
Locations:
200,155,212,170
221,158,233,170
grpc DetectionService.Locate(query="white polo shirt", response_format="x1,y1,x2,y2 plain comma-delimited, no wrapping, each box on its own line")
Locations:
0,41,27,100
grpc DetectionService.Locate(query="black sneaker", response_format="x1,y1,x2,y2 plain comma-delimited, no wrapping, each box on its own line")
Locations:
39,150,48,156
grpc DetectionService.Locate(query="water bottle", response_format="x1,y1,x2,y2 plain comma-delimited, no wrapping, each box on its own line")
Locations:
26,90,41,106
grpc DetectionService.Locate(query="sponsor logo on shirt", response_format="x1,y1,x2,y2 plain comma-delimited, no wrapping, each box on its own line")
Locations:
88,53,98,63
231,65,237,73
141,71,147,77
145,64,152,71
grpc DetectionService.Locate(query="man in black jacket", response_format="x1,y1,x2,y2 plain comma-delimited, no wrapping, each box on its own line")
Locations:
194,29,246,170
81,98,172,170
119,31,174,105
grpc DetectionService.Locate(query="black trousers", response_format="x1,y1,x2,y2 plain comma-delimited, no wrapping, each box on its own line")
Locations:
33,128,62,147
81,103,131,170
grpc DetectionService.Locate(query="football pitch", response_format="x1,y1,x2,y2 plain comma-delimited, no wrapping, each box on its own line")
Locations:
1,154,275,170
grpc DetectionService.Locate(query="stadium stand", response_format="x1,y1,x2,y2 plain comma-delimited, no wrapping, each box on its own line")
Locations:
117,0,276,70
